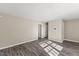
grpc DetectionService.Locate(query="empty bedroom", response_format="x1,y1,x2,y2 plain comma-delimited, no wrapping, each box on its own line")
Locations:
0,3,79,56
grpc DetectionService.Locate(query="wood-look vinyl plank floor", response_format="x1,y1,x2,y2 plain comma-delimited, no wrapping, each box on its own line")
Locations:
0,38,79,56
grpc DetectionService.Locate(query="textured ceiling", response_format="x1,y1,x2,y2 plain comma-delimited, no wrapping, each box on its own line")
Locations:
0,3,79,22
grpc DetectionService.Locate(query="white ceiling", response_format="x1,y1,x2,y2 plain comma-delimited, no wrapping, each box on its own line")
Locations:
0,3,79,22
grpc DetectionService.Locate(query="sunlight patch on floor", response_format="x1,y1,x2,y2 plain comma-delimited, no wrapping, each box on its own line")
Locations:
39,40,63,56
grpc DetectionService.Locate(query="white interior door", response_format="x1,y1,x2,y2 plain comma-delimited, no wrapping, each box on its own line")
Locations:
38,24,42,39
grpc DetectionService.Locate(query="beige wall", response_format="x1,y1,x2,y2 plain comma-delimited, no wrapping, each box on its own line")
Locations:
48,20,64,43
0,15,39,49
64,20,79,43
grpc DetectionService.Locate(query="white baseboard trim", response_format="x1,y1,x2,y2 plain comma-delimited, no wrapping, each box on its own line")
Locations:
64,39,79,43
49,39,63,43
0,39,37,50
